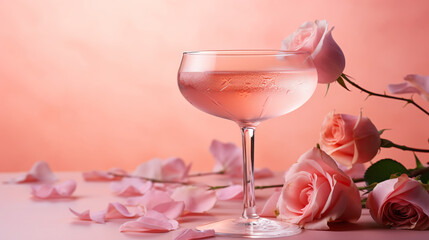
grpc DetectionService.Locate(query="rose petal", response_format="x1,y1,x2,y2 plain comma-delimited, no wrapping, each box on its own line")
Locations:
82,168,127,181
31,180,76,199
388,74,429,101
171,186,217,213
152,201,185,219
126,189,174,209
110,178,152,196
7,161,57,183
161,157,191,181
259,190,281,217
70,202,138,224
174,228,215,240
133,158,163,180
216,185,243,200
210,140,242,177
119,210,179,232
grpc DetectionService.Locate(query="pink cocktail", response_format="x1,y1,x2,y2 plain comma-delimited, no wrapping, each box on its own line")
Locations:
178,50,317,238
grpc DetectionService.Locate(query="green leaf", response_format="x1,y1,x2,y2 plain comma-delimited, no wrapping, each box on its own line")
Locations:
420,170,429,185
364,159,408,186
380,138,394,148
414,153,424,169
336,75,350,91
324,83,331,96
378,129,389,136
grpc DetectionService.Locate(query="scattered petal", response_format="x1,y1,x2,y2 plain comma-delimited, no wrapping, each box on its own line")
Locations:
171,186,217,213
7,161,57,183
126,189,174,208
216,185,243,200
120,210,179,232
259,190,281,217
70,202,138,224
254,168,274,179
31,180,76,199
110,178,152,196
210,140,242,178
174,228,215,240
82,168,127,181
152,201,185,219
133,158,163,180
161,157,191,181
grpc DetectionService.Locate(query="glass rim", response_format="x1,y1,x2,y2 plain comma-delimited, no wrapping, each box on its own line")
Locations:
183,49,311,56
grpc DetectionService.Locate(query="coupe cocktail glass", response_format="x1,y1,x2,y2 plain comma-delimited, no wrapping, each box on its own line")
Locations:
178,50,318,238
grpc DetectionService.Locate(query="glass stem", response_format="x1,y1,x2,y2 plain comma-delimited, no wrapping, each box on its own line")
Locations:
241,127,259,220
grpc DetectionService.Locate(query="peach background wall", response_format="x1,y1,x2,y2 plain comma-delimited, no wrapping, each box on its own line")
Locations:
1,0,428,172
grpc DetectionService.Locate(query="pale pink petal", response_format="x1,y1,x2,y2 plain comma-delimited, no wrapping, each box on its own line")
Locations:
69,208,92,221
31,180,76,199
216,185,243,200
133,158,163,180
82,168,127,181
126,189,174,209
210,140,242,177
162,157,191,181
171,186,217,213
7,161,57,183
254,168,274,179
110,178,152,196
105,202,137,218
174,228,215,240
70,202,138,224
259,191,281,217
152,201,185,219
119,210,179,232
389,74,429,101
388,82,420,95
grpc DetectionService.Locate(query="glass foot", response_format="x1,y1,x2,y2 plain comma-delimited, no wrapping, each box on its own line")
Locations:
196,217,301,238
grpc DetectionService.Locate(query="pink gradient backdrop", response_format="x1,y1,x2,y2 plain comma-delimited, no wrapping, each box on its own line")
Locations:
1,0,428,172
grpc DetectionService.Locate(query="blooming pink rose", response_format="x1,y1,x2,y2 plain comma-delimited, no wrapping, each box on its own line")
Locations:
366,174,429,230
388,74,429,101
282,20,345,84
319,112,380,167
277,148,361,229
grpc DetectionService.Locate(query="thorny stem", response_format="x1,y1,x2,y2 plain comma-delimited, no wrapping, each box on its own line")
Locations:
341,74,429,116
107,172,190,185
381,138,429,153
110,166,429,191
187,170,224,177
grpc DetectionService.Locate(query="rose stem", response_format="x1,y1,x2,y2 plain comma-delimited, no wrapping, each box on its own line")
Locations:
381,138,429,152
341,73,429,116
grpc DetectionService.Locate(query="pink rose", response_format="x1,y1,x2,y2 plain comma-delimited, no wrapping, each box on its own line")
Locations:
277,148,361,229
388,74,429,101
366,174,429,230
282,20,345,84
319,112,380,167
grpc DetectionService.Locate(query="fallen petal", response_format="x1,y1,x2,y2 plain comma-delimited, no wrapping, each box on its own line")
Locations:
110,178,152,196
174,228,215,240
31,180,76,199
70,202,138,224
216,185,243,200
161,157,191,181
7,161,57,183
152,201,185,219
171,186,217,213
119,210,179,232
82,168,127,181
